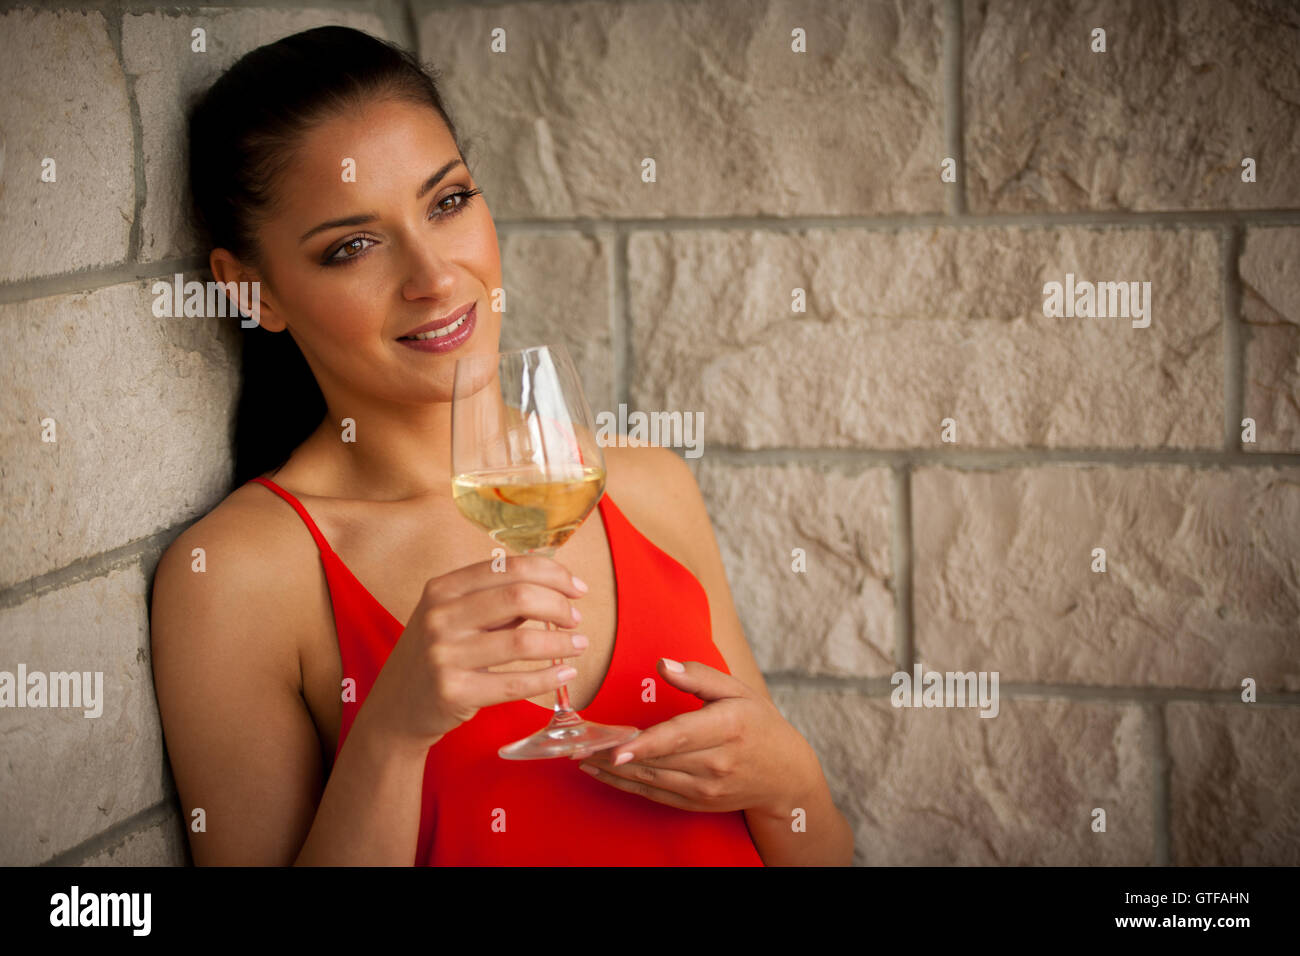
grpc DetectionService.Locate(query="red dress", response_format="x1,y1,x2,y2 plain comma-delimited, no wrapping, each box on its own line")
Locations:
247,476,765,866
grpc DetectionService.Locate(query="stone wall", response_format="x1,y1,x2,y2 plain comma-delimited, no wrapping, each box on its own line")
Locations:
0,0,1296,866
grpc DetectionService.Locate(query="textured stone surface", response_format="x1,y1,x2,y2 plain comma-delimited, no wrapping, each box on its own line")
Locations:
0,564,167,867
695,461,895,676
123,9,389,262
1167,703,1300,864
0,281,239,590
630,228,1222,449
773,689,1154,864
496,231,614,415
0,9,133,282
2,0,1295,872
79,806,189,866
1241,227,1300,453
913,466,1300,692
418,0,945,218
965,0,1300,212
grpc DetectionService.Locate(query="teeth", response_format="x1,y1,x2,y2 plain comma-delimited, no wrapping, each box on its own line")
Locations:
404,312,469,341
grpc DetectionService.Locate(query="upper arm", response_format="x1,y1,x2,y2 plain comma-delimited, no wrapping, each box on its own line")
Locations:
640,447,772,702
149,507,325,865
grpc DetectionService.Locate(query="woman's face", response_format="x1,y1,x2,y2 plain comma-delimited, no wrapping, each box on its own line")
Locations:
250,96,502,406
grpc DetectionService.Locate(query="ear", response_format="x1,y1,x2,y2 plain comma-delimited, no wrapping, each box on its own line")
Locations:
208,248,286,332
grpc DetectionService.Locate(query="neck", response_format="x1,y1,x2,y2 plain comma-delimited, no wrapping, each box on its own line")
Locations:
293,395,455,502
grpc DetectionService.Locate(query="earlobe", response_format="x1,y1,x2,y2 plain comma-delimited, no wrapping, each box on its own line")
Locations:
242,282,284,332
209,247,284,332
241,286,284,332
253,310,287,333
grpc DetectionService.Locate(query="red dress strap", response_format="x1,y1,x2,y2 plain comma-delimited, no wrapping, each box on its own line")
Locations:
245,476,335,555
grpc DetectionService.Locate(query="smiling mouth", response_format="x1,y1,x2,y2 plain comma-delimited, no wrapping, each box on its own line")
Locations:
398,311,472,341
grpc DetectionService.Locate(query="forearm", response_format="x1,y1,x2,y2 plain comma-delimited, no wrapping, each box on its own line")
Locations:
294,713,434,866
743,746,855,866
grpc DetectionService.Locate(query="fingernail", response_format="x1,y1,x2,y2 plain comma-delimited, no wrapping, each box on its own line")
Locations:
571,633,589,649
571,605,582,623
662,657,685,672
613,752,633,766
579,763,599,776
557,666,578,681
571,575,589,593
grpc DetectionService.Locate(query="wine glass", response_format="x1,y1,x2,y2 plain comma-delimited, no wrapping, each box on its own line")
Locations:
450,344,640,760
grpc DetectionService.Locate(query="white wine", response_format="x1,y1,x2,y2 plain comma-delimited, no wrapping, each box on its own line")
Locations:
450,346,640,759
452,465,606,553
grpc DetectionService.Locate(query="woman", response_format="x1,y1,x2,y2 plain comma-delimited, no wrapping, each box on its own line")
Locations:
150,25,853,866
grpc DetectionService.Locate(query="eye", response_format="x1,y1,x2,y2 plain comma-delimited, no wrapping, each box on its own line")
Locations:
324,236,377,264
431,187,483,220
320,188,484,267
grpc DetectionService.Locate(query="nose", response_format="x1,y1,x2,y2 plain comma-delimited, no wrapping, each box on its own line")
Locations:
401,232,458,303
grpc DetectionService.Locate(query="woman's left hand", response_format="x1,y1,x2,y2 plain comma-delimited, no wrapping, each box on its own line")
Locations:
574,658,815,817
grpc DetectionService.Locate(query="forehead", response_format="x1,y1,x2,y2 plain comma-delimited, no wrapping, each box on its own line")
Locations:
269,97,459,225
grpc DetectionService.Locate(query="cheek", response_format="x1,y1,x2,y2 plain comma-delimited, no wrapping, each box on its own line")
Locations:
297,268,390,348
467,210,503,279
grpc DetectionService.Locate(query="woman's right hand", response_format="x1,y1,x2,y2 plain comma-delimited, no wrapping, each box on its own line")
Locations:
356,553,588,753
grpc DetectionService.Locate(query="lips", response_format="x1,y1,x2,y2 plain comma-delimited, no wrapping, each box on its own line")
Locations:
399,301,475,339
395,303,476,353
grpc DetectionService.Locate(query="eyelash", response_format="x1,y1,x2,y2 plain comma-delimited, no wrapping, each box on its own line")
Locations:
321,187,484,266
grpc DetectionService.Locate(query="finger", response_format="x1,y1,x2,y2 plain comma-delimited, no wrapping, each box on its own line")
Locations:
423,553,587,605
656,657,755,704
575,761,700,810
429,579,581,640
579,742,727,774
455,625,589,671
566,732,640,761
463,661,577,708
579,754,713,798
588,708,732,766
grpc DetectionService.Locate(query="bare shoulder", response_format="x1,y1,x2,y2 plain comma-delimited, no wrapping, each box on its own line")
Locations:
150,480,324,688
149,480,335,864
602,441,704,568
603,441,770,698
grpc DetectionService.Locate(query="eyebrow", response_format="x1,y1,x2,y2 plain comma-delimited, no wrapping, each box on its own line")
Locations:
297,158,466,244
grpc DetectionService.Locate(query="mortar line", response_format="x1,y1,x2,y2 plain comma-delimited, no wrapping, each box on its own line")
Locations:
0,257,209,306
416,0,679,7
1223,225,1245,451
0,0,395,12
942,0,965,216
7,209,1300,301
402,0,419,52
414,0,565,10
400,0,416,52
614,226,631,411
372,0,417,50
762,673,1300,706
0,519,194,611
700,447,1300,469
493,209,1300,232
1150,702,1172,865
39,798,180,867
890,465,914,670
104,2,146,264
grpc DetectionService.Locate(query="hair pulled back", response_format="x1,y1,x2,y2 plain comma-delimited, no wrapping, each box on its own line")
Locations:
187,25,468,488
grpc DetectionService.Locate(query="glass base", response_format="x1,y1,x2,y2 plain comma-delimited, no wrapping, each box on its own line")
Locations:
498,707,640,760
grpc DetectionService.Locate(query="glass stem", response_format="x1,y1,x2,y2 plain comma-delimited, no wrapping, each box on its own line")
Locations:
531,545,578,719
548,617,577,717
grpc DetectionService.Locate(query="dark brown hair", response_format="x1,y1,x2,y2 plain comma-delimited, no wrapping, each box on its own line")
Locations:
188,25,471,488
